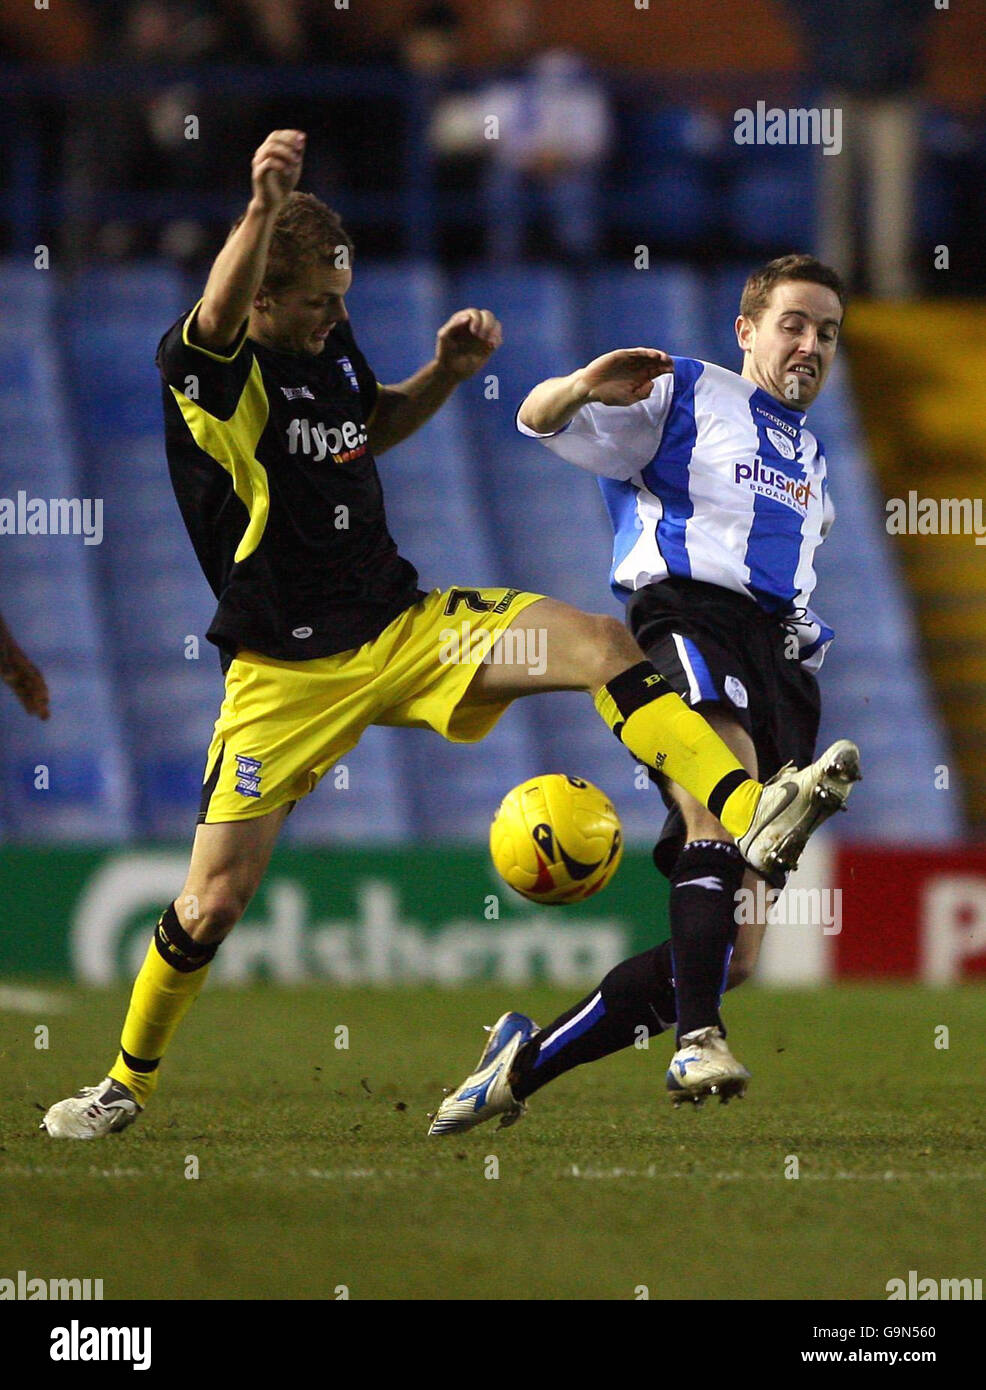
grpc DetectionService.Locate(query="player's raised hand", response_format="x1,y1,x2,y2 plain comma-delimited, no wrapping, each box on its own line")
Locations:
251,130,306,213
435,308,503,380
577,348,673,406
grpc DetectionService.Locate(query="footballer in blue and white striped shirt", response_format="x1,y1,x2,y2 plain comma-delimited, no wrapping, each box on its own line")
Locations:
504,254,857,1108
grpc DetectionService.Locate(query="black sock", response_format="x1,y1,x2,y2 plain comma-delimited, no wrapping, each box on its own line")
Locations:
668,839,745,1042
512,945,678,1101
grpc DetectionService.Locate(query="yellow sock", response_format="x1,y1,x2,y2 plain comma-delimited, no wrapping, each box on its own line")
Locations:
108,906,214,1108
594,662,762,838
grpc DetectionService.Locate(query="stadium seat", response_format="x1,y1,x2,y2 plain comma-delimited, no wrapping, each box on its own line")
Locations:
607,105,720,249
810,363,961,843
281,725,414,845
583,266,707,361
726,164,815,253
1,665,134,841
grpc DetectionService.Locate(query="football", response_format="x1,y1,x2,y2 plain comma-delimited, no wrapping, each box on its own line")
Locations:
489,774,623,905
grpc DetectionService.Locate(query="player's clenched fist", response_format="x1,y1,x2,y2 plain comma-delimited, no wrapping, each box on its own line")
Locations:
435,308,503,380
251,130,306,213
577,348,673,406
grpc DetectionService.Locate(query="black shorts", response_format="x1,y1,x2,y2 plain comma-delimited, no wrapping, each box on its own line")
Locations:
626,577,822,877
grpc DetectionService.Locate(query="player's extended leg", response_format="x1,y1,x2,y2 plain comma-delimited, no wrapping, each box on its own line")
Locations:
467,595,765,847
467,595,858,883
504,709,763,1112
41,809,290,1139
659,709,759,1103
429,620,781,1136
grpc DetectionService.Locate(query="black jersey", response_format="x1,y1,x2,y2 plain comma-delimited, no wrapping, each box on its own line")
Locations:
156,301,422,662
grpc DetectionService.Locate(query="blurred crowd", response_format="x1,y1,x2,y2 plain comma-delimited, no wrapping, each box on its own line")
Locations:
2,0,984,293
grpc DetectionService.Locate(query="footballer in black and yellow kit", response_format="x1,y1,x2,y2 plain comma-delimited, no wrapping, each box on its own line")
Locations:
41,130,849,1141
157,298,544,823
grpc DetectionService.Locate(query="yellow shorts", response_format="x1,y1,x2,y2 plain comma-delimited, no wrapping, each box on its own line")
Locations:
199,586,545,823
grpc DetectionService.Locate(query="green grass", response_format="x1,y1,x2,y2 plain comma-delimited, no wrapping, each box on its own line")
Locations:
2,982,983,1300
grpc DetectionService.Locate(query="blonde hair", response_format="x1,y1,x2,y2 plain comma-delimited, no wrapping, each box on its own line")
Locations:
230,192,353,294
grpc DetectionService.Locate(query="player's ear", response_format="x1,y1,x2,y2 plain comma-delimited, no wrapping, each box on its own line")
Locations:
735,314,754,353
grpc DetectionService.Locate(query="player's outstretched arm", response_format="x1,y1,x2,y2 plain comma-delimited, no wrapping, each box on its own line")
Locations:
518,347,673,434
193,130,306,352
368,308,502,454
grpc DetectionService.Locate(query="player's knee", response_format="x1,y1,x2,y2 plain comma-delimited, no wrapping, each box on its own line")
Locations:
178,875,252,942
579,613,639,688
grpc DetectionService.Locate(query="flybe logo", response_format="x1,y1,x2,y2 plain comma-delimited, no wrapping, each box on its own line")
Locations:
735,458,812,514
287,417,368,464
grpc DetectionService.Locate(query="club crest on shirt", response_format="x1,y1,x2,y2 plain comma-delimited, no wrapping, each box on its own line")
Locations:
336,356,359,392
281,385,315,400
766,427,797,460
724,675,748,708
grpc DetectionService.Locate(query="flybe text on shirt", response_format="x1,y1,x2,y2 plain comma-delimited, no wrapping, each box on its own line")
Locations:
287,418,368,464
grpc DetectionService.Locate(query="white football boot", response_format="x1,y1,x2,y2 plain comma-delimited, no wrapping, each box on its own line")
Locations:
41,1077,141,1139
666,1026,750,1106
738,739,861,886
428,1011,539,1136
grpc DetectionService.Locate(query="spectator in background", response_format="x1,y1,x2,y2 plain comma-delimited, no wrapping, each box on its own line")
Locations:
785,0,933,298
480,46,613,264
64,1,230,264
64,0,394,265
402,3,487,260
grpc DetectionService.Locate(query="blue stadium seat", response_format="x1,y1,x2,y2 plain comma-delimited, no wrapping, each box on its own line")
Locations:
346,262,444,375
608,106,720,248
810,363,961,843
1,665,134,841
281,725,413,845
726,164,816,253
0,259,54,321
583,266,707,360
0,265,135,842
0,257,955,850
394,720,546,843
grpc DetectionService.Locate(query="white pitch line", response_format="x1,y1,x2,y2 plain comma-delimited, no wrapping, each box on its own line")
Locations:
0,986,72,1014
0,1165,983,1184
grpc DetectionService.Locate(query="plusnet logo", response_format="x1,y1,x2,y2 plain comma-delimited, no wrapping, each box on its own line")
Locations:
735,459,812,515
0,491,103,545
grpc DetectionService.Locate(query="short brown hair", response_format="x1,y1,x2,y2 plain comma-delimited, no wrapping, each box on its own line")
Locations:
740,254,847,323
230,192,354,295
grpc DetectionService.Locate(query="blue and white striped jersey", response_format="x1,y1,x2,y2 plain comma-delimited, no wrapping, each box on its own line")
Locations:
517,356,835,669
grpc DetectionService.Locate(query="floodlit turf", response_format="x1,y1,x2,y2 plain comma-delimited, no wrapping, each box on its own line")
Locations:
2,982,984,1300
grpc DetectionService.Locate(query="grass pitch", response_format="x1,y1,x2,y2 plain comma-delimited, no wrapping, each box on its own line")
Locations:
2,982,983,1301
